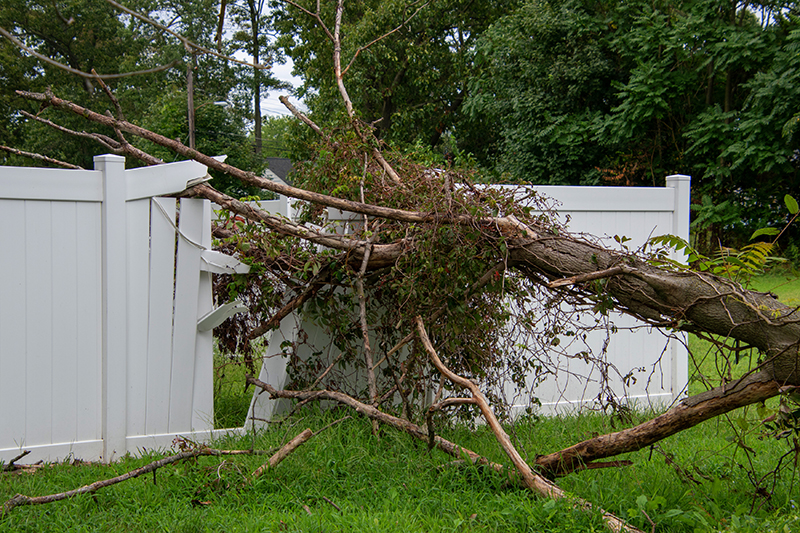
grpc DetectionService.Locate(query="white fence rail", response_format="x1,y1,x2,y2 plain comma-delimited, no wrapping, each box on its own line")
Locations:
0,155,246,464
249,176,691,421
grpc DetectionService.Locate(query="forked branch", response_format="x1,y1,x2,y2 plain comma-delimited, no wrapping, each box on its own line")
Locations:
414,316,643,533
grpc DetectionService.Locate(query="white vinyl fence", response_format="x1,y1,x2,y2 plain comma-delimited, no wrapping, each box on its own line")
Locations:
249,176,691,421
0,155,248,464
0,159,690,464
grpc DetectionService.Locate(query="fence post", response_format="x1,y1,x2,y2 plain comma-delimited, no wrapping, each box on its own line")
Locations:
95,154,128,462
666,175,691,249
666,174,691,400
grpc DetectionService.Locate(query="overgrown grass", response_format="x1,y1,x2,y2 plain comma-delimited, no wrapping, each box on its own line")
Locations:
3,272,800,532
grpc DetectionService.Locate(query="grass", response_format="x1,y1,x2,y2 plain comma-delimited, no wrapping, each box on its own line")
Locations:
687,266,800,396
3,410,799,532
3,270,800,532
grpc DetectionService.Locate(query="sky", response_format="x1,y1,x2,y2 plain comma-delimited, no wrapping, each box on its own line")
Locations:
259,57,305,117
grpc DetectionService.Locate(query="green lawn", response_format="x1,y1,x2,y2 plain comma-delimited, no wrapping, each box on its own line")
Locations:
3,271,800,532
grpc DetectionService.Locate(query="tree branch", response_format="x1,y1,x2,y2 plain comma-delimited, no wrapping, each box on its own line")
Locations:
0,145,83,169
415,316,643,533
0,26,179,79
103,0,270,70
17,90,536,241
3,446,273,513
535,374,780,477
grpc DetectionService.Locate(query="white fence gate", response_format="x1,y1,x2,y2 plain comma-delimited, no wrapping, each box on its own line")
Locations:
249,176,691,421
0,155,247,464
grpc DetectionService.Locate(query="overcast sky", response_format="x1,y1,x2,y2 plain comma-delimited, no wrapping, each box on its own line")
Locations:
259,56,305,117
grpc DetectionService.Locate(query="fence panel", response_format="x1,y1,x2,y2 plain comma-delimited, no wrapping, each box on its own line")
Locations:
247,176,691,422
0,166,105,462
0,156,246,464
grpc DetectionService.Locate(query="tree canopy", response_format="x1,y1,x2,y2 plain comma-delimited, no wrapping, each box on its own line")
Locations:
0,0,287,195
466,0,800,249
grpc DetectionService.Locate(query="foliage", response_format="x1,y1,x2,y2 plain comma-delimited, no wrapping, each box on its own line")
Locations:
466,0,626,185
648,194,799,285
466,0,800,251
271,0,520,158
0,0,284,196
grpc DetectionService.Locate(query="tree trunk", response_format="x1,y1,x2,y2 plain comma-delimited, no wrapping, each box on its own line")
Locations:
509,235,800,386
249,0,262,156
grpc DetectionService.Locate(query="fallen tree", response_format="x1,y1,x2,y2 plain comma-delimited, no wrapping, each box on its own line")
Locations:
5,0,800,529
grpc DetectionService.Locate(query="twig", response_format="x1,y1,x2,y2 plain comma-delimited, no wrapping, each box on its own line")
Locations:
247,267,331,341
2,451,32,472
0,145,83,169
91,69,126,121
355,230,380,433
549,266,630,289
341,0,430,76
0,26,179,79
372,262,507,371
321,496,341,512
415,316,644,533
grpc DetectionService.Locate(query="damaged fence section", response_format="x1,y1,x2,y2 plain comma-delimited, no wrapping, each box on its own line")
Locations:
0,155,247,464
249,176,692,422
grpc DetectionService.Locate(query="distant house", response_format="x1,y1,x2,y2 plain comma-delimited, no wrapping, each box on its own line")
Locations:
264,157,293,187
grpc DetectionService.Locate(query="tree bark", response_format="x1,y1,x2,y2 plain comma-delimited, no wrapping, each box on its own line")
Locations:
509,235,800,386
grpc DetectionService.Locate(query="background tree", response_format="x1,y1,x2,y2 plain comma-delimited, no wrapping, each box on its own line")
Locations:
271,0,520,159
466,0,800,251
229,0,289,156
0,0,283,196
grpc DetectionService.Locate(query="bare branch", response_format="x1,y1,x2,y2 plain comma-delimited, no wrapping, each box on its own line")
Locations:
104,0,270,70
549,265,630,288
0,145,84,169
0,26,179,79
342,0,430,77
415,316,643,533
91,69,126,121
251,428,313,478
2,446,272,513
279,95,326,137
215,0,228,51
19,111,121,153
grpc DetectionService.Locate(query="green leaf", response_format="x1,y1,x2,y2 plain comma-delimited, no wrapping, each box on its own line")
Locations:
786,194,799,215
750,227,780,240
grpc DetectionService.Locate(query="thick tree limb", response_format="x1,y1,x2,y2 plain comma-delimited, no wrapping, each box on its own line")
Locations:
535,373,781,477
510,236,800,385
